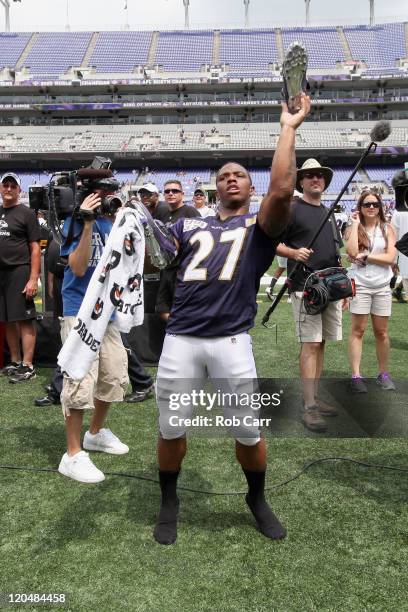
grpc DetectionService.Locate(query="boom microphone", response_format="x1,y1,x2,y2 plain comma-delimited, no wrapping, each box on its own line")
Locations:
76,168,113,180
370,120,391,143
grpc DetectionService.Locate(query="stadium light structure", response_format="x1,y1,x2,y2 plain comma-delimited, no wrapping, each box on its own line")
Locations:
124,0,129,30
183,0,189,29
65,0,70,32
244,0,250,28
305,0,311,27
369,0,375,26
1,0,21,33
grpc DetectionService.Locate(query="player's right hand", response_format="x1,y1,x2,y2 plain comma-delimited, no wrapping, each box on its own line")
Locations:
295,247,313,262
280,93,311,130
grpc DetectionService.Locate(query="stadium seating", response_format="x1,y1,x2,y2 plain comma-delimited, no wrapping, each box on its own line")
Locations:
88,31,152,73
143,169,211,193
365,166,400,187
2,24,407,78
23,32,93,76
343,23,406,69
326,167,365,194
281,27,345,69
219,30,279,71
156,31,213,71
0,32,32,70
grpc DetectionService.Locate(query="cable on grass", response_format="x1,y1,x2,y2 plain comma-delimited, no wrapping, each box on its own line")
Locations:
0,456,407,496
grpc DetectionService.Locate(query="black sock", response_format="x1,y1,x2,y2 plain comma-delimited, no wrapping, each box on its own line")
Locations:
269,277,278,290
153,470,180,545
243,468,286,540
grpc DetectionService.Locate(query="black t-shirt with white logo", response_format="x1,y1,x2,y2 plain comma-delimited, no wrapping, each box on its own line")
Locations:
283,198,340,292
0,204,41,268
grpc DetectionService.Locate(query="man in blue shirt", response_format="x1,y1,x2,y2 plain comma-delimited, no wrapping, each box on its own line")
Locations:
58,191,129,484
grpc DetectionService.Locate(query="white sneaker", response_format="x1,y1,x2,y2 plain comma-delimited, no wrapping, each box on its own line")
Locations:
58,451,105,483
83,428,129,455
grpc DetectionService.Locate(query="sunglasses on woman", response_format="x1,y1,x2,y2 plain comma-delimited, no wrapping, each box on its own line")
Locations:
361,202,380,209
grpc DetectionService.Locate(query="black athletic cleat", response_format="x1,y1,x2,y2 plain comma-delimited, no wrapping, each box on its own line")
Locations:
282,41,308,114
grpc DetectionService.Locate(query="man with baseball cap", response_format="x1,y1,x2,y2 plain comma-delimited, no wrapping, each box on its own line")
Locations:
276,158,344,433
193,188,216,217
0,171,41,382
137,183,168,222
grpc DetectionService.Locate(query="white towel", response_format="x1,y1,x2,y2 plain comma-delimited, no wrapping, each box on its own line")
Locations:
58,208,145,380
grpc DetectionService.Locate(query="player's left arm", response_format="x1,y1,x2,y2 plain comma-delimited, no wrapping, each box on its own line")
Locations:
257,94,311,238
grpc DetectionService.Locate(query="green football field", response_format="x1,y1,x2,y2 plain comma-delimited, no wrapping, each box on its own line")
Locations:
0,297,407,612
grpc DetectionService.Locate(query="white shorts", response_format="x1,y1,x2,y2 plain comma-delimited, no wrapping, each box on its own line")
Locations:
156,333,261,446
349,285,392,317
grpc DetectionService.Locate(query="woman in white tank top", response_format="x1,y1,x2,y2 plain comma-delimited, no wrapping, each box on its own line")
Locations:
345,190,396,393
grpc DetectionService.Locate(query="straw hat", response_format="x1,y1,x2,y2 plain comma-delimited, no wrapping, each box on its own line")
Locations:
296,158,333,192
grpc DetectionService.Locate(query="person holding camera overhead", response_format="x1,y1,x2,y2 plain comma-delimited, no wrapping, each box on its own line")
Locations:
58,178,130,484
346,189,397,393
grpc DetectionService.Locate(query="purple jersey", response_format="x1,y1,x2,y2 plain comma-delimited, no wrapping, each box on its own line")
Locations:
166,214,278,337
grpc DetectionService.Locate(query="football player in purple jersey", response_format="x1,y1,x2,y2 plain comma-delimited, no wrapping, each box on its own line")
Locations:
153,94,311,545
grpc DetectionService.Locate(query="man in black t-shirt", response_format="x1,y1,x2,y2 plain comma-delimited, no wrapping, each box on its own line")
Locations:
277,159,344,433
0,172,41,382
137,182,168,222
155,179,200,320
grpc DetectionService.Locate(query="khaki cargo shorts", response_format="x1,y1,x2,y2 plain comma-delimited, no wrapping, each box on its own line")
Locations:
61,316,129,416
290,292,343,343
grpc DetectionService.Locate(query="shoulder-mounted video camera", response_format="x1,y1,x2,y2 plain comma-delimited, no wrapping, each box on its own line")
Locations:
28,156,122,223
28,156,123,248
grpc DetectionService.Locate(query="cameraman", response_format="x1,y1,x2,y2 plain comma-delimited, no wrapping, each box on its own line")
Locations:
58,188,129,484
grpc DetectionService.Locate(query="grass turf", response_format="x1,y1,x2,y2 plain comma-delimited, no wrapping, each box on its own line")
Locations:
0,299,407,611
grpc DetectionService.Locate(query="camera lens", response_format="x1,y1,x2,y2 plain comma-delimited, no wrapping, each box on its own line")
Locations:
101,195,122,215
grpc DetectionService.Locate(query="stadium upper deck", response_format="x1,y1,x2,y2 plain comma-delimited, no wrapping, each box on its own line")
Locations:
0,23,407,81
0,22,407,177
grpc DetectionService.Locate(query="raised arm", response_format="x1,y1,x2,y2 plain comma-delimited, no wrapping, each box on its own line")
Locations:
257,94,311,238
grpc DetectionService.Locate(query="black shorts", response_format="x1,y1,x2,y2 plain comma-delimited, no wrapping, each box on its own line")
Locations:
0,265,37,322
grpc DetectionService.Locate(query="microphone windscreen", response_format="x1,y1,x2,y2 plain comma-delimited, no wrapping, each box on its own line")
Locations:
76,168,113,180
391,169,407,189
370,120,391,143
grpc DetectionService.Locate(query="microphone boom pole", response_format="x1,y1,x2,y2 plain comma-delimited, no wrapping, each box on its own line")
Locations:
261,131,385,327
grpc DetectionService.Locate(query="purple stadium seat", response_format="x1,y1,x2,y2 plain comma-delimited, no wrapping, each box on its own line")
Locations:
0,33,32,70
281,27,345,69
156,31,213,71
219,30,278,71
89,31,152,73
344,23,406,68
23,32,93,76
